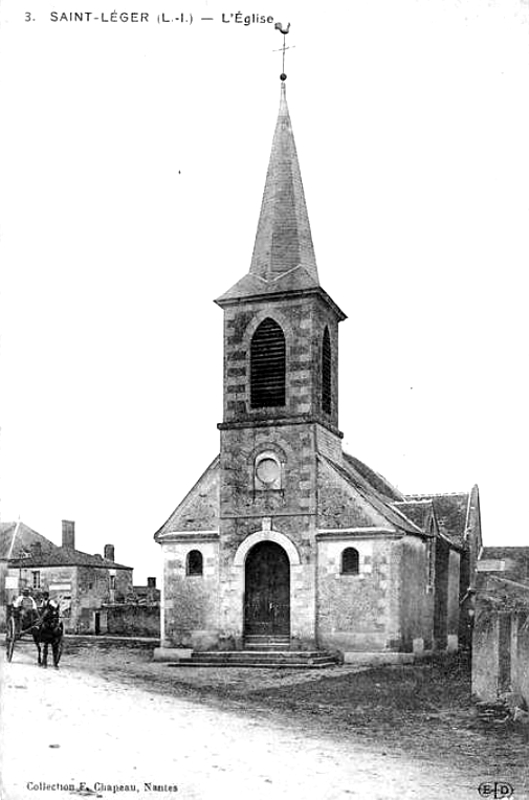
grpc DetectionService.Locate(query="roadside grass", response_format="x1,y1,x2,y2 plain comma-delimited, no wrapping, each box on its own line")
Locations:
244,654,473,724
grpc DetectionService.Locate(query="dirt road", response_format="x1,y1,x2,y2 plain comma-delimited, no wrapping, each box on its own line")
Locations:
0,647,505,800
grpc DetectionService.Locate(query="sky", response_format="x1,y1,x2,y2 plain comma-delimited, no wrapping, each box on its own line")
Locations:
1,0,528,582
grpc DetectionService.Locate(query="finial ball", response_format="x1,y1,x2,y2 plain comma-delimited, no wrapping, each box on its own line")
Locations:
280,73,287,81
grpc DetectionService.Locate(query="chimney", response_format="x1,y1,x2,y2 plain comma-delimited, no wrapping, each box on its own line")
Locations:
147,577,156,588
104,544,115,562
62,520,75,550
31,542,42,559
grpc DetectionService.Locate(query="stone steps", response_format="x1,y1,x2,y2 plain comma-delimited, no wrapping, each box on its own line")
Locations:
167,650,340,669
243,635,291,650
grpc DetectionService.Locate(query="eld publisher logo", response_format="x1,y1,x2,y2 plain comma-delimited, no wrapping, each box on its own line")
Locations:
478,782,514,798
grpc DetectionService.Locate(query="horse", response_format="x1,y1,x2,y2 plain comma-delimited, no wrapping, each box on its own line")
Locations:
32,605,63,668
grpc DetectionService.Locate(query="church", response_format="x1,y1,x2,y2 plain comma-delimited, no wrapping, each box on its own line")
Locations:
153,74,482,664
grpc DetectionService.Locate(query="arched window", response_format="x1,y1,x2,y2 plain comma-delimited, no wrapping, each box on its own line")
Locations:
322,326,332,415
341,547,359,575
250,318,286,408
186,550,203,576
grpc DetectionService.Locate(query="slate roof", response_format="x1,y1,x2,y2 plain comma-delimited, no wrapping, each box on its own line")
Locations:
2,521,132,570
249,81,318,284
9,547,132,570
214,82,345,319
479,547,529,583
0,522,57,561
323,454,423,536
392,500,433,531
481,547,529,561
343,453,403,502
403,492,470,546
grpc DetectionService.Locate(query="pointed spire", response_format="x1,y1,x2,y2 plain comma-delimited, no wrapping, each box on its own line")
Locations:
249,81,319,285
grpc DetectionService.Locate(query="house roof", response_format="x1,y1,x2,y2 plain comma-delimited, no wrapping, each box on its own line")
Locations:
0,522,57,561
9,546,132,570
1,521,132,570
479,547,529,583
481,547,529,561
476,573,529,611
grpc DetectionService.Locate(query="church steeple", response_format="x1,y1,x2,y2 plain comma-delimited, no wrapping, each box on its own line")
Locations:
216,77,333,305
216,66,345,437
249,81,319,285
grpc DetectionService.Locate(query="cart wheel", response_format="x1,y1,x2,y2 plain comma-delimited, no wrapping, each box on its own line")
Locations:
6,616,16,662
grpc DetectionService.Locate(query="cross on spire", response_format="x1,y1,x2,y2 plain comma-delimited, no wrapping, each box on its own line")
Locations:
273,22,293,81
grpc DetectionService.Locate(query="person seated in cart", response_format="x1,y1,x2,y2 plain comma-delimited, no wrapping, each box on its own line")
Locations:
12,588,39,634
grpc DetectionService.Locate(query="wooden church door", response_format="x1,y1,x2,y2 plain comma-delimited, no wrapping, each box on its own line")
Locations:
244,542,290,637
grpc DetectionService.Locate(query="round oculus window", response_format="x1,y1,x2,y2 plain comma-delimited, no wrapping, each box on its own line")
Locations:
256,458,280,485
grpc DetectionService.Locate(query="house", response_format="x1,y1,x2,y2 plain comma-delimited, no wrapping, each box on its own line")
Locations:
5,520,133,634
472,547,529,704
153,76,482,663
0,520,58,630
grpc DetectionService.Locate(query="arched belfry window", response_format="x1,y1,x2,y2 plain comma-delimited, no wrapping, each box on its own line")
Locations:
186,550,203,576
341,547,359,575
322,326,332,415
250,318,286,408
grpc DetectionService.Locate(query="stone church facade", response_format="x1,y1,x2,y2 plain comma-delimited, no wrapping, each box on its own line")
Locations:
154,81,481,662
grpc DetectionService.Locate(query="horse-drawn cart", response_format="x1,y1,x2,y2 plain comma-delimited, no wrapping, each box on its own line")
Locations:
5,604,63,667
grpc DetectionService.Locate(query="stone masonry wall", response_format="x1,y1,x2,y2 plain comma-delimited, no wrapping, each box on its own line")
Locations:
398,536,434,652
221,294,340,432
218,420,324,648
217,516,315,649
446,548,461,648
473,609,529,704
512,612,529,704
317,537,393,651
105,604,160,637
472,612,500,701
161,539,219,648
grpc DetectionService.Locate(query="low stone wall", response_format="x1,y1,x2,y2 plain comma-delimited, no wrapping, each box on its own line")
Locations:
104,604,160,638
472,607,529,704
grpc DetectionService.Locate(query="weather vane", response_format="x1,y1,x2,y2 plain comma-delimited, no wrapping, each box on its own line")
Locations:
274,22,293,81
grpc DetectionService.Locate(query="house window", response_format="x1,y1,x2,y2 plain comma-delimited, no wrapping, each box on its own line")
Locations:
322,326,332,415
109,575,116,590
341,548,360,575
250,318,286,408
32,571,41,589
187,550,203,576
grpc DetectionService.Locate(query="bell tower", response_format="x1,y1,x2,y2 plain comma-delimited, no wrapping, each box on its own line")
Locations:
214,76,347,647
215,81,346,435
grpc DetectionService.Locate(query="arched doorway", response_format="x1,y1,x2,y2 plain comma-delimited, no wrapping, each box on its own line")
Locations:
244,541,290,638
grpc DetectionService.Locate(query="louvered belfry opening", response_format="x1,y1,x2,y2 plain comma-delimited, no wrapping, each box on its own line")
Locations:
322,326,332,415
250,318,286,408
